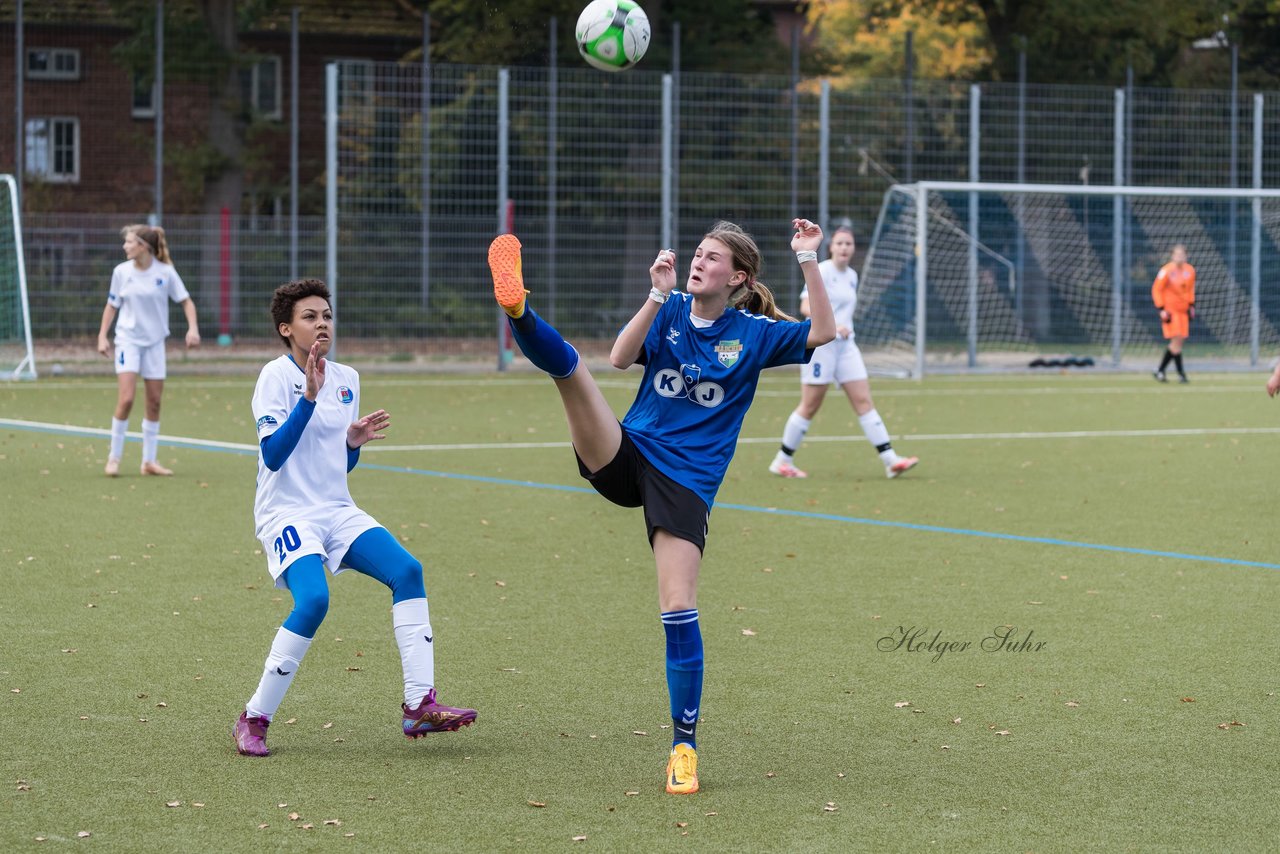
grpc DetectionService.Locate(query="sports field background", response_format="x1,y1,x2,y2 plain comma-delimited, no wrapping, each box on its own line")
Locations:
3,368,1278,850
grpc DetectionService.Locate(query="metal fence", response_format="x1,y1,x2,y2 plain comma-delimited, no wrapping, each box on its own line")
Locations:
16,57,1280,368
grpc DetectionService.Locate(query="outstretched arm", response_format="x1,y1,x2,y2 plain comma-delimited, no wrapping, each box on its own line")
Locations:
793,219,835,347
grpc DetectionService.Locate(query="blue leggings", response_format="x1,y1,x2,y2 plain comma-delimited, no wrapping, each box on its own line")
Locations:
280,527,426,638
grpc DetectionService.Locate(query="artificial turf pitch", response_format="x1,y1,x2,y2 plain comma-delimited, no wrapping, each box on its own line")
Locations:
2,369,1278,851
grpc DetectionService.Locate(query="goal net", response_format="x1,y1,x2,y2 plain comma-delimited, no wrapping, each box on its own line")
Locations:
856,181,1280,377
0,175,35,380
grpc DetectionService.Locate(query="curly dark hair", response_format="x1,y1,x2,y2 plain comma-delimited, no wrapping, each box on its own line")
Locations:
270,279,331,347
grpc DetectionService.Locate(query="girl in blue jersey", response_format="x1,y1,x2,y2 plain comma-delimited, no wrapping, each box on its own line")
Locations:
488,218,834,794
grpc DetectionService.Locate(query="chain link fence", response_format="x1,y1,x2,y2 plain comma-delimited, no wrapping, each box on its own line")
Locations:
12,51,1280,368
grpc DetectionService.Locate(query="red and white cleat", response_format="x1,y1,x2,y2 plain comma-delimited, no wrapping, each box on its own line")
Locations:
885,456,919,479
768,459,808,479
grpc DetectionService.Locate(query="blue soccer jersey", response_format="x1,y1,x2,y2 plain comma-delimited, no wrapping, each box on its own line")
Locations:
622,291,812,509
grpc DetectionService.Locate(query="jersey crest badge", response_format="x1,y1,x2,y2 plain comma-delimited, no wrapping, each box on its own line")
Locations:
715,339,742,367
155,277,165,287
336,386,354,405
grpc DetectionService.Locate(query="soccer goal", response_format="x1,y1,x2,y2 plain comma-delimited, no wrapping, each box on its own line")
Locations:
0,175,35,380
856,181,1280,377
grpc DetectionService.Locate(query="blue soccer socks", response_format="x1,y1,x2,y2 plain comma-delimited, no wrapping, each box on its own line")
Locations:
661,609,704,749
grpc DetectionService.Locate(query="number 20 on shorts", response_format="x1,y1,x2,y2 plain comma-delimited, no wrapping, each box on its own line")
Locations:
274,525,301,564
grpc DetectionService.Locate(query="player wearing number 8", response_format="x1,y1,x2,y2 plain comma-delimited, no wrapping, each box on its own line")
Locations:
233,279,474,757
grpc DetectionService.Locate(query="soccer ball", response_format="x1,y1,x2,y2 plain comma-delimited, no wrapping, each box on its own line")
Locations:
576,0,651,72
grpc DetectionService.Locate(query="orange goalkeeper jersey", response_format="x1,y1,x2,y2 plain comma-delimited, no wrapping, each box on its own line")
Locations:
1152,262,1195,313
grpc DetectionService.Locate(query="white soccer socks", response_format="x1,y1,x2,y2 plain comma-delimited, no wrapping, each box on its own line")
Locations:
392,598,436,706
141,419,160,464
246,626,313,721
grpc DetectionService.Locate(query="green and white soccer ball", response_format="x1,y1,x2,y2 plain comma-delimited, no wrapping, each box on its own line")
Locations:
576,0,651,72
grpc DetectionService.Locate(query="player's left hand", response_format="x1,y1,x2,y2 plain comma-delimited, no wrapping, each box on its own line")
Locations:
347,409,390,448
791,218,823,253
1187,305,1196,320
186,328,201,348
837,325,852,340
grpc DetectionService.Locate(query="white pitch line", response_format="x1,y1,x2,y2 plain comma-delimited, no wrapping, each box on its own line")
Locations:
6,420,1280,455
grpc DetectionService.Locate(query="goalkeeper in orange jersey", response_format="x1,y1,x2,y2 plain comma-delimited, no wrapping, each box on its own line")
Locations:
1151,243,1195,383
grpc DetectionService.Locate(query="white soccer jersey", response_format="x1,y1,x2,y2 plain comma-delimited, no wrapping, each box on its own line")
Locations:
107,258,190,347
800,259,858,336
251,354,362,542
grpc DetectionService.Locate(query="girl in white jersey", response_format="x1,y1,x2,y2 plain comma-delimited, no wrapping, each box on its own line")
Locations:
768,224,919,479
233,279,475,757
488,219,835,795
96,224,200,477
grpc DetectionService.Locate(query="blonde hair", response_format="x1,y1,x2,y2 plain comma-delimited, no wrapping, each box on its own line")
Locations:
703,221,797,322
121,224,172,264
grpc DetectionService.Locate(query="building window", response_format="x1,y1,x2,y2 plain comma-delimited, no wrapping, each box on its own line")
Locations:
132,75,156,119
239,56,282,120
26,48,81,81
25,118,80,183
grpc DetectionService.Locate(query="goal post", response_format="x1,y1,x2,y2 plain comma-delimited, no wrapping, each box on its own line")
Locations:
0,175,36,380
856,181,1280,377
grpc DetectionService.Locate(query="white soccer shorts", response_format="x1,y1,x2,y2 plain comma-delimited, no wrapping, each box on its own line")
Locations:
114,341,167,380
801,336,868,385
258,504,381,589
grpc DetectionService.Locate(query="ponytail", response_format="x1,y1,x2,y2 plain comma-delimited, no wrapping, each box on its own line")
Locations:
732,279,796,322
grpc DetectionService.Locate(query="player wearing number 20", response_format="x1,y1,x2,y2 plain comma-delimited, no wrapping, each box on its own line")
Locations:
233,278,475,757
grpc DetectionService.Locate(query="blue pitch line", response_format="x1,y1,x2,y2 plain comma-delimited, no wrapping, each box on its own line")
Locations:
6,419,1279,571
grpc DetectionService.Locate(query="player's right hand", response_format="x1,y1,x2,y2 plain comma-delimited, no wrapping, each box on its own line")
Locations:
1267,372,1280,398
304,340,326,400
1159,309,1171,323
650,248,676,295
97,336,110,357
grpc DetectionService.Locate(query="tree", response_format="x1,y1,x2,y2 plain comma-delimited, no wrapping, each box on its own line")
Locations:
807,0,991,80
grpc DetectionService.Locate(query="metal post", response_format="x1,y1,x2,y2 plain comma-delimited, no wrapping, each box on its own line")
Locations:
1111,89,1125,367
968,84,980,368
14,0,22,200
496,68,510,371
1228,44,1239,296
661,75,673,249
904,30,914,184
420,11,431,310
914,182,928,378
154,0,164,221
325,63,338,359
789,22,800,295
546,17,557,322
818,79,829,249
289,6,299,279
1015,44,1026,331
1250,93,1262,366
671,21,680,251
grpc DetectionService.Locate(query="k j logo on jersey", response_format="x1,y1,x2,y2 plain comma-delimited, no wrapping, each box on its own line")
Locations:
715,339,742,367
336,386,354,405
653,363,725,408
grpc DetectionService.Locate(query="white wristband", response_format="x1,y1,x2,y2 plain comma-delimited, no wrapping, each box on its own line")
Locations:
649,287,669,304
796,250,818,264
